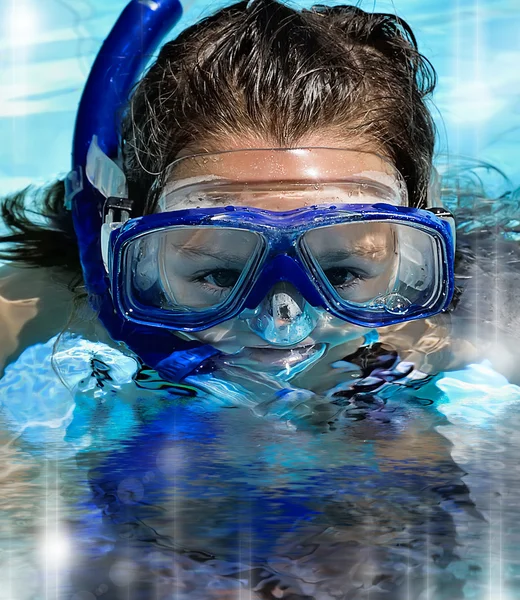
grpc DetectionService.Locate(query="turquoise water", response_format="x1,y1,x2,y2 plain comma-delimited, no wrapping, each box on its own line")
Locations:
1,1,520,599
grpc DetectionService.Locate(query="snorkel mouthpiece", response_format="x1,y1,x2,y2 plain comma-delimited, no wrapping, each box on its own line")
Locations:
244,284,319,346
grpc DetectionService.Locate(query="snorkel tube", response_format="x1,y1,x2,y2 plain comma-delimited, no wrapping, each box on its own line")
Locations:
69,0,182,293
66,0,221,381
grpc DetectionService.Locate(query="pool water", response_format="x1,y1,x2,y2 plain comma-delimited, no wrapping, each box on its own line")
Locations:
1,1,520,599
1,326,520,599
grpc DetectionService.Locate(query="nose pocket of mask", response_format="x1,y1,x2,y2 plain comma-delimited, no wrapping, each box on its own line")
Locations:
245,283,320,346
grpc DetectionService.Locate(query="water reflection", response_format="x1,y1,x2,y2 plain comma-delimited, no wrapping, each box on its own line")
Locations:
0,335,479,600
71,395,470,599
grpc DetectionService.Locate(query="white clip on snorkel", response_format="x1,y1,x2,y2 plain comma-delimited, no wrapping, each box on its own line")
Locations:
84,136,130,269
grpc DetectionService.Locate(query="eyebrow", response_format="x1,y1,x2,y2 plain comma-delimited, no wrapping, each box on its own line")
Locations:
171,243,248,264
317,246,390,262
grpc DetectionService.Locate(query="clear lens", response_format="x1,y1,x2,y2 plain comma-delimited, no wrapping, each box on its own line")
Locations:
302,222,441,314
125,226,262,313
159,148,408,211
121,219,444,325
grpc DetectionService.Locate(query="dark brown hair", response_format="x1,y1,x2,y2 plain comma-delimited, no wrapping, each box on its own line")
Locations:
0,0,436,272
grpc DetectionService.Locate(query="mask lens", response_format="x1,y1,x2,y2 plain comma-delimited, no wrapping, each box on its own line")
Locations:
302,221,442,316
124,226,262,313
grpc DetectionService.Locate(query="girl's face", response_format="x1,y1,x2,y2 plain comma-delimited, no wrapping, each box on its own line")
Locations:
160,139,404,369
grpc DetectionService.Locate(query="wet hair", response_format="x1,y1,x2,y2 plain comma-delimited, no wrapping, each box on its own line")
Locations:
0,0,436,273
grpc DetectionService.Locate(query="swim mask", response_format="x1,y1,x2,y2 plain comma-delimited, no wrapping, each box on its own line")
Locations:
95,146,455,347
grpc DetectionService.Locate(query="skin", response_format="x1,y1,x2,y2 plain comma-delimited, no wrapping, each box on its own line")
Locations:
0,265,76,377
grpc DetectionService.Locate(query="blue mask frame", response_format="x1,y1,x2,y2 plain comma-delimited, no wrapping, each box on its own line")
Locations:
108,203,455,330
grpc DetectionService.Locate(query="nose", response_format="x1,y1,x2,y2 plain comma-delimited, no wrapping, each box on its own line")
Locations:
243,282,319,346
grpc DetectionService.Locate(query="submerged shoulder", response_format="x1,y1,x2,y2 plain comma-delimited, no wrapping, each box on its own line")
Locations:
0,264,77,376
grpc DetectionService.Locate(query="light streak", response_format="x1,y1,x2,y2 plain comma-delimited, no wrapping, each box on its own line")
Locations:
8,1,38,47
41,458,72,598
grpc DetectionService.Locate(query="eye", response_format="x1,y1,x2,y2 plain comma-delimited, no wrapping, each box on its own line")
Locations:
203,269,242,289
324,267,361,287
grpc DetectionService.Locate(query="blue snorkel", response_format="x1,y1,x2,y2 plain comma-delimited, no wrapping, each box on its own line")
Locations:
66,0,221,382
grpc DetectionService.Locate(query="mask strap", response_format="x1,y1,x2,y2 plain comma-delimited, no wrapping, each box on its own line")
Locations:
427,166,442,208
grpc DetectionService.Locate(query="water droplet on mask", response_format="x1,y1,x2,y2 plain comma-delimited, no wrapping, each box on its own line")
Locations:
368,295,386,309
384,293,411,314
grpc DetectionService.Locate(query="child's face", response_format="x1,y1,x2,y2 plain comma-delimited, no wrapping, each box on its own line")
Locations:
159,140,404,366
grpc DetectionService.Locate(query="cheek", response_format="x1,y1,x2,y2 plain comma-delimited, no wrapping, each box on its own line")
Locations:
310,315,368,348
175,320,261,353
352,271,395,303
